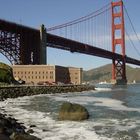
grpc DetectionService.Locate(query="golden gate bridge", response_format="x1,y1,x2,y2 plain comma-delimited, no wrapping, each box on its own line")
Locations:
0,0,140,84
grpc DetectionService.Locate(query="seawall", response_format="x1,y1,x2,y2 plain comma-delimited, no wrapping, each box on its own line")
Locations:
0,85,95,100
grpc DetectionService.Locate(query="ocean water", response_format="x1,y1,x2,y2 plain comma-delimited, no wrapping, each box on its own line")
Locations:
0,84,140,140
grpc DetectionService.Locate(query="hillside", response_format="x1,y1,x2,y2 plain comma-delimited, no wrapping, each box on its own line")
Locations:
0,62,14,84
83,64,140,83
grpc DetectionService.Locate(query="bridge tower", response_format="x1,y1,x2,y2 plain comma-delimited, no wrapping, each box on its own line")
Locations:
111,0,127,85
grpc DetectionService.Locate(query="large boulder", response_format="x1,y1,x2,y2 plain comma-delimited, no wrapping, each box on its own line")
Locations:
58,102,89,121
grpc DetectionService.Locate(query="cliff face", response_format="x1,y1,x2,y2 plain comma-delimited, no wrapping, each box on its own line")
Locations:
0,62,14,84
83,64,140,83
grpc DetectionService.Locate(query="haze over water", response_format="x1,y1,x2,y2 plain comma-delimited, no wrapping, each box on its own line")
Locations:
0,84,140,140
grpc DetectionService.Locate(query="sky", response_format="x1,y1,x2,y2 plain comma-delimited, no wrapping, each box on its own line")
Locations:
0,0,140,70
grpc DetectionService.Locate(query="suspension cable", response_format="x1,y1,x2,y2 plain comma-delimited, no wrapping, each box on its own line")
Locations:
114,4,140,57
47,3,111,31
125,30,140,56
123,4,140,57
124,4,140,45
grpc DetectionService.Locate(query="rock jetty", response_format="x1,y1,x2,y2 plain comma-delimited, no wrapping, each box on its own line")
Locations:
0,85,95,100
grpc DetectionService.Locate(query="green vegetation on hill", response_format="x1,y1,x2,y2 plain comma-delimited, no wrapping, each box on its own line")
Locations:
83,64,140,83
0,62,14,84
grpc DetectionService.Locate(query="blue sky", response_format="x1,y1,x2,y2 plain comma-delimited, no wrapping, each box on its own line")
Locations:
0,0,140,70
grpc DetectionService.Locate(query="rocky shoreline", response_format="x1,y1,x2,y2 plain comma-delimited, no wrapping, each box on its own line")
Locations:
0,113,41,140
0,84,94,139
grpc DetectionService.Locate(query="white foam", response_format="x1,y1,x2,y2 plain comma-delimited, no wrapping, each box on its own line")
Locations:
0,95,113,140
52,94,140,112
1,92,140,140
95,87,112,91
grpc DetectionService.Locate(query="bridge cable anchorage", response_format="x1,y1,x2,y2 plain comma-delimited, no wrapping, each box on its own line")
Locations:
123,4,140,57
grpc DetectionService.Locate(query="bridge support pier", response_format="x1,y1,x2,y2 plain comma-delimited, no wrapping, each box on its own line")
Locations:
111,58,127,85
40,24,47,64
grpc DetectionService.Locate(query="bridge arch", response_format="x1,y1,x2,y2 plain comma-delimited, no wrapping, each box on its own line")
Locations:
0,52,12,64
0,47,20,64
0,30,20,64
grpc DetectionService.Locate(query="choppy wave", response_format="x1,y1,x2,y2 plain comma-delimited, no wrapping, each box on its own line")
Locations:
52,93,140,112
0,95,113,140
0,89,140,140
95,87,112,91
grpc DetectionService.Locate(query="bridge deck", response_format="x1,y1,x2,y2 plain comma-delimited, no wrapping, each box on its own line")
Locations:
0,19,140,66
47,33,140,66
0,19,38,33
